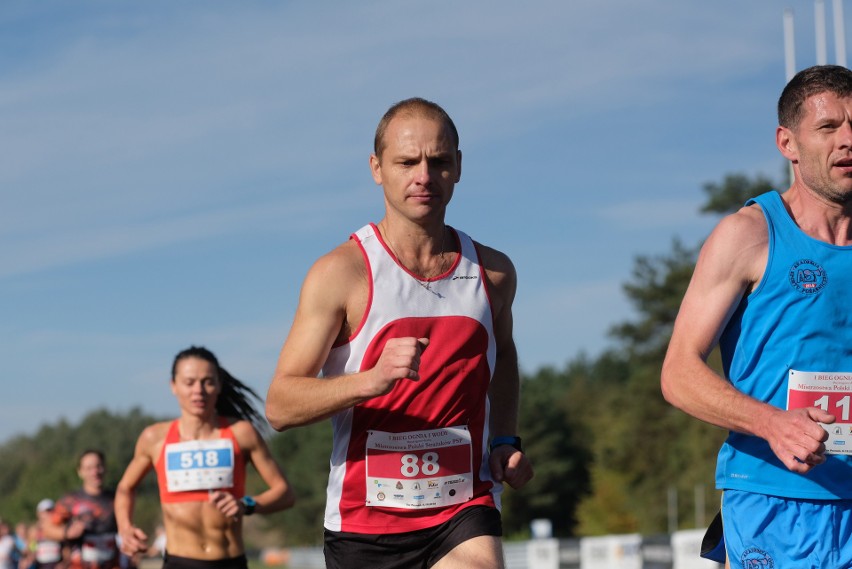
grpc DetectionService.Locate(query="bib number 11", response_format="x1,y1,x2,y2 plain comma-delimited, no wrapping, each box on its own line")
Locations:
813,394,851,421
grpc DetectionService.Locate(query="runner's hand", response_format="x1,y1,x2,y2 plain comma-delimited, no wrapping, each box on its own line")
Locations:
118,526,147,556
489,445,533,489
764,407,833,473
209,490,242,519
65,520,86,541
365,337,429,397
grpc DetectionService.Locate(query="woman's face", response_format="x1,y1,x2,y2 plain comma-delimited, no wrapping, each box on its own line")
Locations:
171,356,220,418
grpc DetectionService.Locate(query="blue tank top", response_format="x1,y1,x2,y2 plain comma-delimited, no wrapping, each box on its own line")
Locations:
717,191,852,499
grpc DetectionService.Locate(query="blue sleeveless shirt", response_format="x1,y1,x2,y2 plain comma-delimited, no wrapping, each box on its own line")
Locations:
717,191,852,498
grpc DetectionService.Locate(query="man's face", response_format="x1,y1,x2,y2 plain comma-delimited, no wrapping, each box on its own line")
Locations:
784,91,852,203
370,114,461,222
170,356,220,418
77,452,105,491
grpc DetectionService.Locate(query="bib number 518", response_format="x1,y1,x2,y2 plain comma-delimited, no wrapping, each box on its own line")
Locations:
400,452,440,477
180,450,220,469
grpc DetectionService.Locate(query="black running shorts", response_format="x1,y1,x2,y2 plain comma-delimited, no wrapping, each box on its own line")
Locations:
161,553,248,569
323,506,503,569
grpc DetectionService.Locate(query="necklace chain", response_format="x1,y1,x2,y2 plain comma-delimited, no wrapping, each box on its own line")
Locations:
382,225,447,292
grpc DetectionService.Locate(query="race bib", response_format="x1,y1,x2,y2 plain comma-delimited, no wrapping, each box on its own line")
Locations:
164,438,235,492
787,369,852,454
81,534,116,563
365,426,473,510
36,541,62,564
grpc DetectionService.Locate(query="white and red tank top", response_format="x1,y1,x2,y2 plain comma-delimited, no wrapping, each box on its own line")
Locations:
321,223,500,534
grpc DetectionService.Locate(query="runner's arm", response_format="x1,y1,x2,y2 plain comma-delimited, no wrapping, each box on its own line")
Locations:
480,246,533,489
114,426,157,555
266,244,428,430
40,502,74,542
661,208,833,473
236,422,295,515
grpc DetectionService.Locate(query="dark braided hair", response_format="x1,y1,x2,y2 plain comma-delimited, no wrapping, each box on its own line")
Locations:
171,346,267,433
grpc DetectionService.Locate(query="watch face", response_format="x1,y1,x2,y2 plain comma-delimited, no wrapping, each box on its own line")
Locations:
242,496,256,514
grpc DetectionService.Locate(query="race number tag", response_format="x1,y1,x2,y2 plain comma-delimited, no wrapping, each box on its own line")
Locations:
36,541,62,564
164,438,235,492
787,369,852,454
365,426,473,509
81,534,116,563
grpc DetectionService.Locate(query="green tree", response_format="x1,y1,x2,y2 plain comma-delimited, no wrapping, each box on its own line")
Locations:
504,364,588,537
0,408,163,530
700,173,777,215
264,421,332,545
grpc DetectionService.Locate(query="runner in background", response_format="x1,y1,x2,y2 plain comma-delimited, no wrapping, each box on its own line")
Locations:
42,450,120,569
115,346,294,569
32,500,62,569
0,521,18,569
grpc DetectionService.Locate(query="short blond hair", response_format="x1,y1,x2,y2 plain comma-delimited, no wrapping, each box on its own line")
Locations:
373,97,459,159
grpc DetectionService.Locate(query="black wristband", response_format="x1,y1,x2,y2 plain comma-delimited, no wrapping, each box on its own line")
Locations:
489,436,523,453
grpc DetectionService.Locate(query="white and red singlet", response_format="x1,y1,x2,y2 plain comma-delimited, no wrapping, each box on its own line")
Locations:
321,223,500,534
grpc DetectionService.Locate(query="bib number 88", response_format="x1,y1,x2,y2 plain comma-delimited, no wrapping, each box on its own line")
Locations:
400,452,440,477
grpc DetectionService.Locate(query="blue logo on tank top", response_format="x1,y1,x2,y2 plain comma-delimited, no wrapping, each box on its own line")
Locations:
789,259,827,295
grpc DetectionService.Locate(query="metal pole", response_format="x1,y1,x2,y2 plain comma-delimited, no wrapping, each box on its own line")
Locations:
668,486,678,535
784,8,797,185
694,484,705,529
817,0,829,64
834,0,848,66
784,8,797,81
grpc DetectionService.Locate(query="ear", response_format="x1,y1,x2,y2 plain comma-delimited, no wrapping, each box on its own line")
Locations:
455,150,462,183
370,153,383,185
776,126,798,162
170,379,177,396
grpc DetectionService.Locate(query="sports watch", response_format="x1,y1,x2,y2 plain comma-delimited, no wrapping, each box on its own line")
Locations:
489,436,523,453
240,496,257,516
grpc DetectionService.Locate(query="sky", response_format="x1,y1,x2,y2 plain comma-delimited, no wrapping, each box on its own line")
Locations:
1,0,844,444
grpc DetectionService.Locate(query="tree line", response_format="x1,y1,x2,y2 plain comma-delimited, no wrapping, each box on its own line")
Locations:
0,172,779,547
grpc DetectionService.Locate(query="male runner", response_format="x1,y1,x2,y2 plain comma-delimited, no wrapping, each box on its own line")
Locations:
662,65,852,568
266,97,533,569
43,450,120,569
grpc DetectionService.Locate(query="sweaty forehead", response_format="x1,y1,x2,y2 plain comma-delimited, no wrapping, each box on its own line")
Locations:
805,91,852,116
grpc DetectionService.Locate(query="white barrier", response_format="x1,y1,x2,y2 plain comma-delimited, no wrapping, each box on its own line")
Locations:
671,529,723,569
277,531,722,569
579,534,643,569
527,538,559,569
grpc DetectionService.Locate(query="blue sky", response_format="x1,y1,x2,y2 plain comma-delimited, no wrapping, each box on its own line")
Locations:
1,1,842,443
